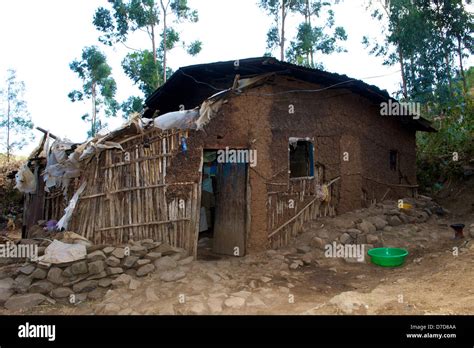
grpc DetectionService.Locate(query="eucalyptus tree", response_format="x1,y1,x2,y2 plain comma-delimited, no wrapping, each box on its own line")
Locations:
0,69,33,162
68,46,118,137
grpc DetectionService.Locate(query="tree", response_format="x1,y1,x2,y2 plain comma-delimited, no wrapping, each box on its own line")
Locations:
68,46,118,138
259,0,300,61
0,69,33,162
286,0,347,68
93,0,201,96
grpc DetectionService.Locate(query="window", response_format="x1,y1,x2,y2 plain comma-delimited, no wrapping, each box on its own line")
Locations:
289,140,314,178
389,150,398,171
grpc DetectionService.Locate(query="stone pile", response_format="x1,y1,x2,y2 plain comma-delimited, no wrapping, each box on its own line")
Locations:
0,239,190,311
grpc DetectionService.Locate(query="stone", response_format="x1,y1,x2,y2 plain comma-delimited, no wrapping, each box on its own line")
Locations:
136,264,155,277
73,280,98,293
125,269,137,277
356,234,367,244
111,248,125,259
111,274,132,287
208,297,223,314
368,216,388,230
87,271,108,280
301,253,313,265
51,287,73,299
88,261,105,275
246,295,266,307
102,247,115,255
87,288,105,300
13,275,32,293
357,220,376,234
312,237,326,250
224,296,245,309
329,291,366,314
296,245,311,254
102,303,121,314
98,278,113,288
62,266,73,278
122,256,139,269
177,256,194,266
130,245,147,257
0,277,14,290
154,256,177,272
206,272,221,282
107,267,124,275
290,260,304,270
366,234,379,244
106,256,121,267
145,252,162,261
260,276,272,283
383,226,393,232
160,270,186,282
189,302,207,315
47,267,64,285
19,264,35,275
71,261,88,275
135,259,151,267
155,243,180,256
5,293,47,311
399,214,410,224
129,279,141,290
28,280,54,294
339,233,352,245
388,215,402,226
30,268,47,280
87,250,106,262
470,227,474,238
346,229,362,238
0,288,13,305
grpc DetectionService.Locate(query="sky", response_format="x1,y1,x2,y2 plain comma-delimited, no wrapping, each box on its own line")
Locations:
0,0,472,156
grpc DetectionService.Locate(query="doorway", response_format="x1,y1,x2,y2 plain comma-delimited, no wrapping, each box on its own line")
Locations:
197,149,248,259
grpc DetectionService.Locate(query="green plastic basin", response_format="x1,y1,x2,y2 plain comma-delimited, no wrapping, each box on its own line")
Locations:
367,247,409,267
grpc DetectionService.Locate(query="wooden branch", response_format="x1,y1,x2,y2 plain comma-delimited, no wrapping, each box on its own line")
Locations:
80,182,196,200
100,153,173,170
36,127,58,140
97,218,190,232
267,197,319,239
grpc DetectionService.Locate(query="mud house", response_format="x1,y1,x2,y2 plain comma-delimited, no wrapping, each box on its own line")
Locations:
19,57,435,258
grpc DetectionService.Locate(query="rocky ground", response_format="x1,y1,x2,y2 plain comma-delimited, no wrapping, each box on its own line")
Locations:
0,196,473,315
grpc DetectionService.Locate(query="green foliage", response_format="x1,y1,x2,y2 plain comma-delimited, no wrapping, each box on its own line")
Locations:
68,46,118,137
186,40,202,56
93,0,202,98
362,0,473,191
121,96,144,119
0,69,34,160
259,0,347,64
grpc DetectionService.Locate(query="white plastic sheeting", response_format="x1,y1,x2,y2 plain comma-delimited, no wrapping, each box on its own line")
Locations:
37,239,87,265
56,181,87,231
15,164,37,193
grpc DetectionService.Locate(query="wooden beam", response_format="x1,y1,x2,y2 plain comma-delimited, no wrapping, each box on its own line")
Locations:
36,127,58,140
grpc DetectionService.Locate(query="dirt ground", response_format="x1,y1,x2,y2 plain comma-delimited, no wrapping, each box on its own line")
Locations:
2,195,472,316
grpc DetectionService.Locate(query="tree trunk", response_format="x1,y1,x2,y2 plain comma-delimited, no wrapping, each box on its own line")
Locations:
307,0,314,67
91,82,97,137
457,36,467,93
280,1,286,61
398,46,408,99
151,25,156,65
163,10,167,82
6,83,11,163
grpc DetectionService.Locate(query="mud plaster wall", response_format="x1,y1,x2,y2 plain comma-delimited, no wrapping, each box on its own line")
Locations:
166,84,274,253
263,76,417,213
